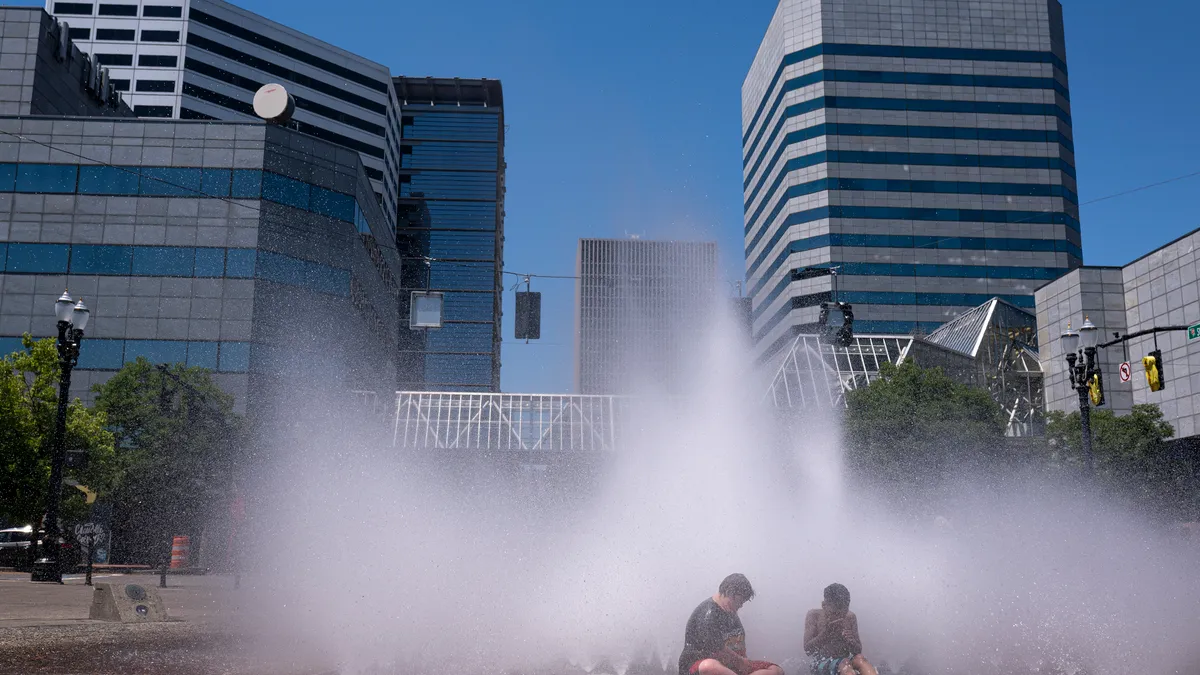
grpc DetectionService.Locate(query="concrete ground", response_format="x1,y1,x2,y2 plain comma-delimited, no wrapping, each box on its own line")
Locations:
0,571,335,675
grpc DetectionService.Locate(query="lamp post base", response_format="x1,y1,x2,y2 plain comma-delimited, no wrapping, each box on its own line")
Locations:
31,558,63,584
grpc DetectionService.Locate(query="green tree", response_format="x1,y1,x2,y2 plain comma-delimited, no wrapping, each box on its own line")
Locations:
843,360,1007,488
0,335,116,528
1044,404,1190,517
92,358,242,563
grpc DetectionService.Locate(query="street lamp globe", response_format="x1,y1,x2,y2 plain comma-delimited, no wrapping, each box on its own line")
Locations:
1061,324,1080,354
71,299,90,332
54,291,74,323
1079,316,1099,350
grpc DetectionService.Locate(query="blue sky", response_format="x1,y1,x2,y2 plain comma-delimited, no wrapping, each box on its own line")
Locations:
21,0,1199,393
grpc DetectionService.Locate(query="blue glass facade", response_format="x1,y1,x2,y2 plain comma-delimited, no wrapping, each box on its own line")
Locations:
743,1,1080,361
394,77,504,392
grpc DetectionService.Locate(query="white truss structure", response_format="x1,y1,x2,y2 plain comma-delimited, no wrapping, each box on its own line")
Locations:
392,392,623,453
764,335,916,409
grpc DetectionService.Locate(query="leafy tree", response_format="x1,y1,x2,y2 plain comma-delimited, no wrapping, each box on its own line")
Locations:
1045,404,1191,517
0,335,116,528
92,358,242,563
843,360,1007,489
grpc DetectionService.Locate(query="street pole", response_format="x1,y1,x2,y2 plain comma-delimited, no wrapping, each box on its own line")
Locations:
1077,383,1095,474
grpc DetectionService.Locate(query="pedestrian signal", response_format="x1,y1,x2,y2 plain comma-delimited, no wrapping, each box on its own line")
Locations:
1088,372,1105,406
1143,350,1164,392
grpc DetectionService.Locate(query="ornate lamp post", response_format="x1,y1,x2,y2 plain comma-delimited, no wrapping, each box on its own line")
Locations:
31,291,89,583
1061,317,1099,474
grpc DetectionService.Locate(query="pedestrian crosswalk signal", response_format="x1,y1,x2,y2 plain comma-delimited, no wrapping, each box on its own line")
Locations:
1143,350,1164,392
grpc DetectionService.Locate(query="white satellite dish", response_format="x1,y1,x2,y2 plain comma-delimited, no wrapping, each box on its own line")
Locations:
253,83,295,124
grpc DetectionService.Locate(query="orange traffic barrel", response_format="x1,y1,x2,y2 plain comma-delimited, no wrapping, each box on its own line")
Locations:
170,535,190,569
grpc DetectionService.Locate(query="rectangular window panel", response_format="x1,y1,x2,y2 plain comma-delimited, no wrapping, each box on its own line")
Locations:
200,168,231,197
133,105,174,117
138,54,178,67
0,164,14,191
70,245,132,275
441,292,494,322
139,167,201,196
142,4,182,17
310,186,355,222
224,249,256,278
193,248,225,277
231,169,262,198
0,243,5,272
140,30,180,42
255,251,349,296
124,339,187,365
136,79,176,93
0,336,25,359
429,263,494,291
186,341,218,369
76,339,125,370
111,79,130,92
97,3,137,15
15,164,77,193
425,323,494,354
427,231,496,261
132,246,194,276
78,165,140,194
53,2,93,14
261,172,310,210
424,353,493,385
6,244,70,273
95,29,135,41
218,341,250,372
95,53,133,66
68,27,91,40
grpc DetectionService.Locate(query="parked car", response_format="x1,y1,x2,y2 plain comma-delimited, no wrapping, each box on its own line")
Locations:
0,526,33,569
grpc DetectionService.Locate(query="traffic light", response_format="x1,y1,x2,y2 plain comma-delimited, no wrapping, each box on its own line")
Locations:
1143,350,1165,392
1088,372,1105,406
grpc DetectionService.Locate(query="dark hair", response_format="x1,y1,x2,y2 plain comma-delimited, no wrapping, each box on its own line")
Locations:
824,583,850,608
719,573,755,600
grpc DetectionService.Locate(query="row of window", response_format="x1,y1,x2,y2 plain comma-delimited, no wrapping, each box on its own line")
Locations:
422,353,495,385
181,83,386,160
398,201,498,232
745,122,1075,191
400,171,499,201
745,95,1072,170
93,53,177,68
0,336,249,372
132,105,172,118
400,111,502,143
744,69,1070,160
759,288,1035,329
746,42,1069,140
746,204,1080,276
256,250,349,297
747,147,1076,212
54,2,181,17
400,142,499,172
747,176,1078,237
0,164,364,226
0,243,254,277
75,29,180,43
423,322,496,355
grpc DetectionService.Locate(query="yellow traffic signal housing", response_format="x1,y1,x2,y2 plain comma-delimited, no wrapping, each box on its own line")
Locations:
1088,373,1105,406
1143,351,1164,392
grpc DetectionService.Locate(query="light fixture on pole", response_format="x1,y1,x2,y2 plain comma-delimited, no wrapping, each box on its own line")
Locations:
1061,317,1101,474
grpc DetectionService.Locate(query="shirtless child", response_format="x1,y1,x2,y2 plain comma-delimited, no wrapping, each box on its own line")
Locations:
802,584,878,675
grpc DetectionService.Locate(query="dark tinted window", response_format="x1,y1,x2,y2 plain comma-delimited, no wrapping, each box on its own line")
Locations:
218,342,250,372
200,168,231,196
0,164,15,191
186,341,218,369
6,244,69,273
142,4,182,17
230,169,261,198
110,79,130,91
133,105,173,118
95,53,133,66
124,340,187,365
132,247,193,276
97,3,137,15
67,27,90,40
76,339,124,370
95,29,135,41
139,167,201,196
79,165,139,194
138,54,178,67
70,245,132,274
141,30,180,42
15,164,77,193
53,2,93,14
224,249,256,278
261,172,309,210
136,79,175,93
193,248,225,277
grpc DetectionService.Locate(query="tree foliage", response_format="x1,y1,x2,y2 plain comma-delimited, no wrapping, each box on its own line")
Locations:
843,360,1007,488
0,335,116,527
92,358,242,563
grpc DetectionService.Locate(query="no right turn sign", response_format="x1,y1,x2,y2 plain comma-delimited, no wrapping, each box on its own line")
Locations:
1119,362,1132,383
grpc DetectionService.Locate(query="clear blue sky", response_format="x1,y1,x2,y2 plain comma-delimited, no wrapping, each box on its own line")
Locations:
21,0,1199,393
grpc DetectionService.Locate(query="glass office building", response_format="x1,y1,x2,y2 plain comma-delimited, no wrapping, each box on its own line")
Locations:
743,0,1081,363
394,77,504,392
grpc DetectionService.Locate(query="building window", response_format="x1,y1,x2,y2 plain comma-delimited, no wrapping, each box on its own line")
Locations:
95,28,135,41
14,164,77,193
67,27,90,40
133,105,174,118
136,80,176,93
94,53,133,66
52,2,93,15
142,4,183,17
110,79,130,91
138,54,178,67
140,30,180,43
97,3,137,15
5,244,70,274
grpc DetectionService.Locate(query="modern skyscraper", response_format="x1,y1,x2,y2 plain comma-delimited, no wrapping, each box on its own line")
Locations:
743,0,1081,363
575,239,718,395
394,77,505,392
44,0,402,228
